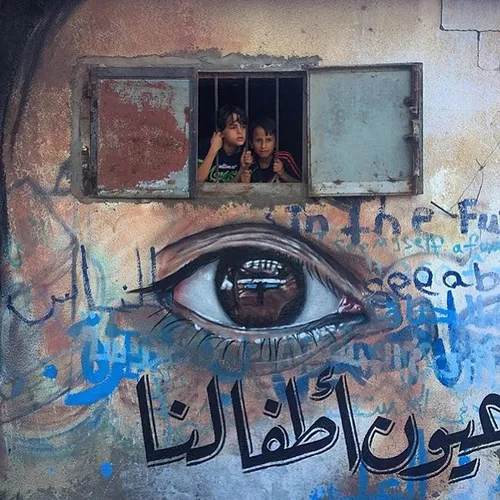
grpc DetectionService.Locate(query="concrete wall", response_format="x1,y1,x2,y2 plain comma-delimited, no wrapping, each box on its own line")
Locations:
1,0,500,498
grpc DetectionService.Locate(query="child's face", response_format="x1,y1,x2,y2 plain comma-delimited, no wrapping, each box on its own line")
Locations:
251,126,275,160
221,113,247,148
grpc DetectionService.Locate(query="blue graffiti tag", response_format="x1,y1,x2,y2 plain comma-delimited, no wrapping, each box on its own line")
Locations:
65,314,157,405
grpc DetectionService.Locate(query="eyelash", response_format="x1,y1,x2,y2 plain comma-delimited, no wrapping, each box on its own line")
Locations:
151,310,361,366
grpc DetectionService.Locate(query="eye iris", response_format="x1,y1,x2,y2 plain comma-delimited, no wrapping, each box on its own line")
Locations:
215,251,305,328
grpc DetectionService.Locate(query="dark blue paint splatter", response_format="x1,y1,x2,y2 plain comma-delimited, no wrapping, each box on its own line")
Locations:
100,462,113,478
43,364,58,379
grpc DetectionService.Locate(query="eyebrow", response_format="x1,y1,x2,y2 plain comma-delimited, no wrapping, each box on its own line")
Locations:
151,223,368,301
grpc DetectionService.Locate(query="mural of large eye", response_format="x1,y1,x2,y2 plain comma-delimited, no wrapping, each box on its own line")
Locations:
140,224,369,374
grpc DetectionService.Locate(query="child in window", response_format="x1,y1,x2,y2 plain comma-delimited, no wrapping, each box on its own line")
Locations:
198,105,249,183
239,117,301,184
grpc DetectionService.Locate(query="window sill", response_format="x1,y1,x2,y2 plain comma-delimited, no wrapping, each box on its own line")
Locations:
309,180,414,196
195,182,306,206
72,182,308,206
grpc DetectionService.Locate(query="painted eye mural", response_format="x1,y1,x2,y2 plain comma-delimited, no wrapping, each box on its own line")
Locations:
137,224,370,374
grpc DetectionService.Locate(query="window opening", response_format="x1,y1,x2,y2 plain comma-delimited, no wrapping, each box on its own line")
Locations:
198,73,305,185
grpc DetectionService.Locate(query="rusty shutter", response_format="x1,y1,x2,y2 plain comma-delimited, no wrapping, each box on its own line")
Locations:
89,67,196,198
308,64,422,197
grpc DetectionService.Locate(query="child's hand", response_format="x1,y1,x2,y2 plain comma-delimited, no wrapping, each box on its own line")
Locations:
273,158,285,177
241,149,254,169
209,131,224,152
241,169,251,183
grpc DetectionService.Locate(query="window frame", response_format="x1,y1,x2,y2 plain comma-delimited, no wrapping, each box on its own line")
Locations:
196,70,308,197
72,59,423,204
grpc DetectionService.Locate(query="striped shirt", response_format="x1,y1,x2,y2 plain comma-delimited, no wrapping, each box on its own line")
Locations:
249,151,301,183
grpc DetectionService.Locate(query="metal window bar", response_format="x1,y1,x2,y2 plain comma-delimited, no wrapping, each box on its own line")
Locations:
302,72,307,186
245,76,249,150
274,77,280,183
275,77,280,153
214,75,219,183
207,74,285,183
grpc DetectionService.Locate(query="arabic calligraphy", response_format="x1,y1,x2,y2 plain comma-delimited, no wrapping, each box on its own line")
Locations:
136,372,500,483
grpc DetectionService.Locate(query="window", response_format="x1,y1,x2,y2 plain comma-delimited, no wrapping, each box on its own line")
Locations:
197,72,305,192
73,62,422,201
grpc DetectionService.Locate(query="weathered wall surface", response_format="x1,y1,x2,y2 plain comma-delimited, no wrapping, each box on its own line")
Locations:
1,0,500,498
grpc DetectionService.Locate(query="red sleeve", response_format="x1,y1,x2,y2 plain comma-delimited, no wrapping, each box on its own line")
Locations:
277,151,301,180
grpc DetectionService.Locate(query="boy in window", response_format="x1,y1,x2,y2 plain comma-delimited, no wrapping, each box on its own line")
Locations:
198,105,249,183
239,117,301,184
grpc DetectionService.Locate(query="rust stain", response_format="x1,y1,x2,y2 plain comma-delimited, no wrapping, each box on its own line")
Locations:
96,79,189,191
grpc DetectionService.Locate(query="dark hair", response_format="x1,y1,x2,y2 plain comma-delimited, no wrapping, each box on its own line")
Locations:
250,117,276,139
217,105,248,131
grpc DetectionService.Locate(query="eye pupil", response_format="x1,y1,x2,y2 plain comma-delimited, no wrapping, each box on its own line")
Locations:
215,251,305,328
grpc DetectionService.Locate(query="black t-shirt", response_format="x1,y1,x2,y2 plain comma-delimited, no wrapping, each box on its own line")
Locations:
249,151,301,183
198,139,243,183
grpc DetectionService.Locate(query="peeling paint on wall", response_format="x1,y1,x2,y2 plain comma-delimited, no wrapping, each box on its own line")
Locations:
95,79,190,192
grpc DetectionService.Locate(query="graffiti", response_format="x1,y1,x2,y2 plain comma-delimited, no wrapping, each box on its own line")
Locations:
137,372,500,484
333,234,446,256
287,199,453,260
0,80,498,497
3,209,500,498
452,233,500,255
370,263,500,298
291,198,500,258
6,243,154,325
65,313,157,405
459,199,500,235
137,375,226,467
5,220,498,404
134,223,371,375
6,284,78,325
8,197,494,328
288,198,441,246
